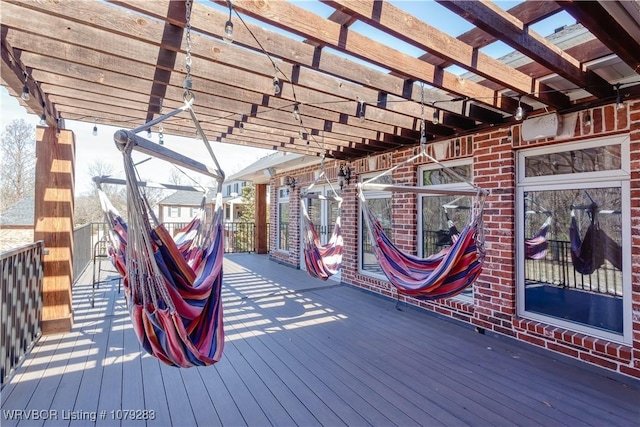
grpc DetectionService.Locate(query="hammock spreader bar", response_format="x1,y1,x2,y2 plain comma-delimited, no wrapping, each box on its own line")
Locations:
93,176,204,192
360,182,478,196
114,130,221,180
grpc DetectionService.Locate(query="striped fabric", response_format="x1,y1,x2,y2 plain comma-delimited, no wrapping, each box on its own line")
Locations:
98,190,224,368
525,216,551,260
300,200,344,280
361,201,485,300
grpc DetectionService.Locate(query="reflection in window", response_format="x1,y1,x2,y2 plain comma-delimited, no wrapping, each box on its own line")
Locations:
278,188,290,251
420,161,474,300
360,175,392,276
523,188,623,334
524,145,621,177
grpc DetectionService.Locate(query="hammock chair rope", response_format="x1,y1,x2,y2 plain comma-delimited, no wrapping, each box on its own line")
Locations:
108,0,226,367
299,154,345,280
357,122,488,299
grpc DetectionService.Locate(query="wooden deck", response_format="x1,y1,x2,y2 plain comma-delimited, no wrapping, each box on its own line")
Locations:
2,253,639,427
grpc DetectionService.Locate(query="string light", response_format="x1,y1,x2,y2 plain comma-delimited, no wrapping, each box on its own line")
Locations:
584,112,592,127
92,118,98,136
39,101,47,127
21,72,30,101
431,101,439,125
273,74,281,95
615,83,623,110
292,103,300,122
146,128,152,138
223,0,233,43
357,100,366,122
239,122,245,133
515,96,525,121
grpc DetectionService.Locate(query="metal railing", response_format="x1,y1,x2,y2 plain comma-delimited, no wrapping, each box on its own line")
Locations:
1,242,44,388
72,223,95,284
524,239,622,296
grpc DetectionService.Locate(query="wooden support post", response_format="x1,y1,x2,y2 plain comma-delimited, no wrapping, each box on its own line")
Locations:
254,184,268,254
34,126,75,334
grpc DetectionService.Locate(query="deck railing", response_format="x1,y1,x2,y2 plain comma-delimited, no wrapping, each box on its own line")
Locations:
1,242,44,388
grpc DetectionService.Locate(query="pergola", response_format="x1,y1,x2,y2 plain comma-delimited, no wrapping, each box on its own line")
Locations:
2,0,640,159
2,0,639,333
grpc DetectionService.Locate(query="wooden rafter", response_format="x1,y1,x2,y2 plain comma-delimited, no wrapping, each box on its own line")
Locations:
436,0,614,100
556,0,640,75
325,0,570,109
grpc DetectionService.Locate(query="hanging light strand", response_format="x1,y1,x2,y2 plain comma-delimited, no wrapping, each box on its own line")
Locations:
223,0,234,43
419,82,426,146
21,71,30,101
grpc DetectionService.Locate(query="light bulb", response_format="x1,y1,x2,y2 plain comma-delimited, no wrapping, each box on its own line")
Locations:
158,131,164,145
223,20,234,43
273,76,281,95
146,129,152,138
292,103,300,122
21,85,30,101
615,83,624,110
239,122,244,133
298,129,304,139
515,105,524,121
584,113,592,127
432,109,439,125
39,114,47,127
358,101,365,122
92,125,98,136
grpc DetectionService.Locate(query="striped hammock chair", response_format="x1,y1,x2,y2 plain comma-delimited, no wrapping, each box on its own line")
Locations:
525,215,552,260
360,198,485,299
107,94,226,368
357,145,487,300
569,207,622,275
299,165,345,280
300,199,344,280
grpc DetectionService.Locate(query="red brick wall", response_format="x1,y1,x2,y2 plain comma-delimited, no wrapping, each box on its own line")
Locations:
268,100,640,379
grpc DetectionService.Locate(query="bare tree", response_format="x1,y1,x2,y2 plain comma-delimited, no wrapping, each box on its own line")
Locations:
0,119,35,209
74,159,127,226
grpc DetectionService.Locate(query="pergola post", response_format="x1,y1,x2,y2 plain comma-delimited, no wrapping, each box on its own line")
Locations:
34,126,75,334
254,183,268,254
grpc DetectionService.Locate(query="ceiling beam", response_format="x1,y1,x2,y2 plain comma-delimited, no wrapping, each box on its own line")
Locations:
210,0,513,116
556,0,640,75
436,0,614,101
324,0,570,109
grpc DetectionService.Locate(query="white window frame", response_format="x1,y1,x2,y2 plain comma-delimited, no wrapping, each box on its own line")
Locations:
516,135,632,344
417,158,475,302
277,187,290,252
358,172,392,281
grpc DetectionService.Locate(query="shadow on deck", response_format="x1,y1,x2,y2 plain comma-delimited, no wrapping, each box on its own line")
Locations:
1,253,638,426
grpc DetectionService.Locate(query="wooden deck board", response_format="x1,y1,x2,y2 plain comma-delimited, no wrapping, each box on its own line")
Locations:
2,254,639,427
317,286,633,425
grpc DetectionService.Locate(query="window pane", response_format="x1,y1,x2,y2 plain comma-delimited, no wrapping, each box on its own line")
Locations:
524,145,621,177
361,197,392,274
422,164,472,185
523,188,623,334
421,195,472,256
278,201,289,251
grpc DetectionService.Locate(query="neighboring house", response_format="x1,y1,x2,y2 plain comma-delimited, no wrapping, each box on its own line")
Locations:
0,197,35,253
156,180,251,225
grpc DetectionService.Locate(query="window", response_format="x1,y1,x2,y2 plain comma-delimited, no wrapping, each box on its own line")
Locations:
278,187,290,251
359,174,392,278
418,160,474,300
168,206,180,218
517,136,631,343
